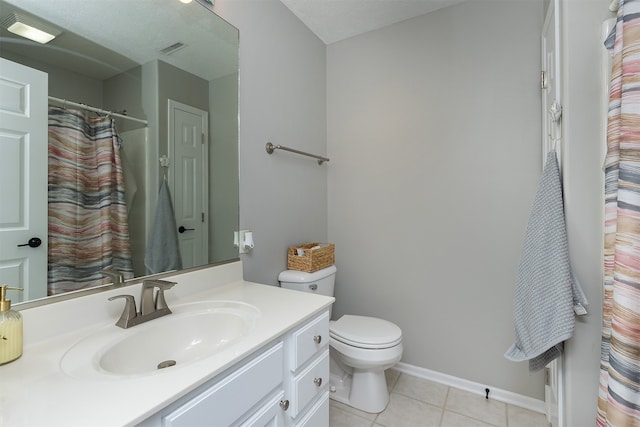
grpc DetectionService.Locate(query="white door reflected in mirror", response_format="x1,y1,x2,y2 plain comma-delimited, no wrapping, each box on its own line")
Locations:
0,58,48,303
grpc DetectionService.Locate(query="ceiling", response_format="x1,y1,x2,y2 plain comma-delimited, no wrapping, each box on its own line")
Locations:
1,0,238,81
279,0,468,44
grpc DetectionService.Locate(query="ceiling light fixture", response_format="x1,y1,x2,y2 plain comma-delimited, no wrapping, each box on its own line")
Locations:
2,12,61,44
179,0,193,3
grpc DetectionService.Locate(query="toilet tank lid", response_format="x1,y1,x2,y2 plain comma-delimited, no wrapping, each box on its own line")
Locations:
278,265,337,282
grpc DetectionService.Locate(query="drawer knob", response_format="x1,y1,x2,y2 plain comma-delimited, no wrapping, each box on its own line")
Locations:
314,377,323,387
313,335,322,344
280,399,290,411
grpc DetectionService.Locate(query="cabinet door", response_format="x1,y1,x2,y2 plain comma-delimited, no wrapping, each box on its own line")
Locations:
163,343,283,427
238,391,285,427
294,392,329,427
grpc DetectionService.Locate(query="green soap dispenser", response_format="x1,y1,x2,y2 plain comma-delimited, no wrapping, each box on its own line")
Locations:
0,285,23,365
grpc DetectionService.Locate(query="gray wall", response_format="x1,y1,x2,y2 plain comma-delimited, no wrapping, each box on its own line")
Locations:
215,0,328,285
209,72,240,263
1,51,103,105
327,0,544,399
213,0,607,415
103,66,146,133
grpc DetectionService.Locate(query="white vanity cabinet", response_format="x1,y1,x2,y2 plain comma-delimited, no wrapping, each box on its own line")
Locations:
138,310,330,427
138,342,285,427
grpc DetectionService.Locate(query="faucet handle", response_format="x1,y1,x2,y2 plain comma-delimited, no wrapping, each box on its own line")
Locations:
108,295,137,328
141,280,176,314
155,287,172,312
100,267,124,285
152,280,176,311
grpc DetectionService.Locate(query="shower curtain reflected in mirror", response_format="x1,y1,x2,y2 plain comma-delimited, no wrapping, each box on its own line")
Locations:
47,107,134,295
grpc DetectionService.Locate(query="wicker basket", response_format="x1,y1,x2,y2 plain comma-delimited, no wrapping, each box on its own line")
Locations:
287,242,335,273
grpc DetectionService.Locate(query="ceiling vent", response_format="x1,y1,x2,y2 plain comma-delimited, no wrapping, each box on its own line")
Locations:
160,42,186,55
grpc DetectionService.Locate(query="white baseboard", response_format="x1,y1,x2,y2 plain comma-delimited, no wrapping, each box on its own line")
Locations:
393,362,546,414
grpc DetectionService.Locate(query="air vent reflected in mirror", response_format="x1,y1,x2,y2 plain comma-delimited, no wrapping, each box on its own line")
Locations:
160,42,186,55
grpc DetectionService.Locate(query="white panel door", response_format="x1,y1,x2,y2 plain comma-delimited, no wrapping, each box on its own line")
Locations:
0,58,48,302
168,100,209,269
542,0,562,166
542,1,562,426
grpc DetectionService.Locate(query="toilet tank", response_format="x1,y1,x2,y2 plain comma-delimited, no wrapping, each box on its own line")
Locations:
278,265,337,297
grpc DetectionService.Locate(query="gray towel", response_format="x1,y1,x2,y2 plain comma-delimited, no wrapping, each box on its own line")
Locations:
144,180,183,274
505,152,588,372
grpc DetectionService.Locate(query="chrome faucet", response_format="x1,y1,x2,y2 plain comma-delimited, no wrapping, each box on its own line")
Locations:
108,279,176,328
99,267,124,285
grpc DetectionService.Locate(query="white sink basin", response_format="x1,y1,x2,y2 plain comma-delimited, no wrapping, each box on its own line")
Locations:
61,300,260,378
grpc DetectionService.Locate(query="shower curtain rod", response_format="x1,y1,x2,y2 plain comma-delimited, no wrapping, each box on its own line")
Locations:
48,96,148,125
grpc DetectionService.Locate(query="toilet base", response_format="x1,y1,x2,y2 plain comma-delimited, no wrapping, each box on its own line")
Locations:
329,368,390,413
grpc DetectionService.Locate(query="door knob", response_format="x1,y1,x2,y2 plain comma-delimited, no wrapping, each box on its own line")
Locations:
17,237,42,248
178,226,195,233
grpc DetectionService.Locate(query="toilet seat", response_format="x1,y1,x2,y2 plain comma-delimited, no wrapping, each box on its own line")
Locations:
330,315,402,349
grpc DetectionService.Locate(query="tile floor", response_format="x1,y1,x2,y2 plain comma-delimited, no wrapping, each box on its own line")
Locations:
329,370,549,427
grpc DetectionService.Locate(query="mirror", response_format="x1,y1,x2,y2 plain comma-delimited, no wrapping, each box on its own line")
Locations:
0,0,239,305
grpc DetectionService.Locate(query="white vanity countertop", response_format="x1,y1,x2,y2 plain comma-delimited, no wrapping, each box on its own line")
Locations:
0,261,334,426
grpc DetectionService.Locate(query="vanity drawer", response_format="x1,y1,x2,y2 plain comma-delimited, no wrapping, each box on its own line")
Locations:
289,311,329,371
289,349,329,418
162,342,283,427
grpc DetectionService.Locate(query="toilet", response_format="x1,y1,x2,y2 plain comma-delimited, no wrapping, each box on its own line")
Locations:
278,265,403,413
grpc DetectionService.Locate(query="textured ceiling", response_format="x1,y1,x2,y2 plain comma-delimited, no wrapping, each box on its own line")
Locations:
279,0,468,44
1,0,238,81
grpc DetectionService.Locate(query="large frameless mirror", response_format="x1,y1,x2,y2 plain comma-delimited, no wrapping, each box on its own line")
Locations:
0,0,239,305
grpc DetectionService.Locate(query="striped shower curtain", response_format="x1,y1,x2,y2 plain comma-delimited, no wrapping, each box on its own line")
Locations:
47,107,134,295
598,1,640,425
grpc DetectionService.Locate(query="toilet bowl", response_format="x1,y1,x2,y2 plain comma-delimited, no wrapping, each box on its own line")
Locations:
328,315,403,412
278,266,403,413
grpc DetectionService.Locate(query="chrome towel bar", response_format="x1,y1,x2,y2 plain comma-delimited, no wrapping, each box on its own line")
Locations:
266,142,330,165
